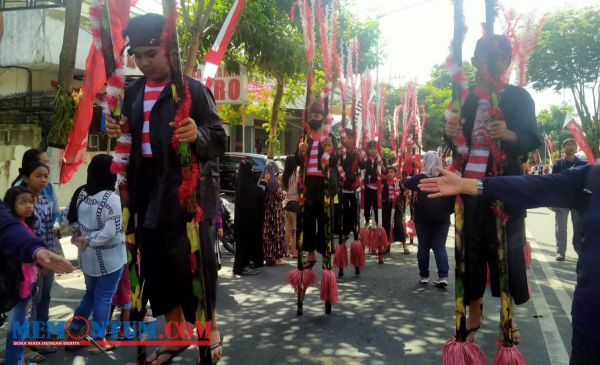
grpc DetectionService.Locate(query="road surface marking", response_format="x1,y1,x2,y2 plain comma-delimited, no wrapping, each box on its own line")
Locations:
526,228,573,323
526,227,571,365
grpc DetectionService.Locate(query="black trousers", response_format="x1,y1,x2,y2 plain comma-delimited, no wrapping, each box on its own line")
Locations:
462,195,529,305
571,330,600,365
392,198,406,243
382,200,392,239
364,187,378,225
342,192,359,239
302,176,326,253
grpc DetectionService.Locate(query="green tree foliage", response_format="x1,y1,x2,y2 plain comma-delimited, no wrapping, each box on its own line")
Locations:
223,0,305,158
528,8,600,150
536,104,574,148
381,62,475,153
337,8,380,73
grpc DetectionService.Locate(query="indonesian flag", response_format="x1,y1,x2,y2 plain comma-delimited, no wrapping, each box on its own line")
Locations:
199,0,246,88
60,0,131,184
563,113,596,163
544,133,554,156
533,149,540,165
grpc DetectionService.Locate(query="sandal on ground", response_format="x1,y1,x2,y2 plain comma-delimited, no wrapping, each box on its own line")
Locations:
210,341,223,363
88,339,117,354
466,326,480,342
145,345,189,365
501,319,521,345
24,349,46,362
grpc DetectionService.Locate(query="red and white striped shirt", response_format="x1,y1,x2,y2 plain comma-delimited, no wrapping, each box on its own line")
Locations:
141,81,168,158
463,99,491,179
306,138,323,177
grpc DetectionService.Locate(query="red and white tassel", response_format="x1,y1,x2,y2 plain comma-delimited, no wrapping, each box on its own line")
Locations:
287,268,316,294
333,242,348,268
493,344,526,365
320,269,338,304
350,240,365,268
442,338,487,365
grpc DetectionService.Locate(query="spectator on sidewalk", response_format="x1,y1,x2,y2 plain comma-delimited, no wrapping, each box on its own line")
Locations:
404,152,453,287
18,161,60,353
262,162,286,266
552,138,587,261
233,159,264,276
3,186,41,365
66,154,126,352
282,155,299,258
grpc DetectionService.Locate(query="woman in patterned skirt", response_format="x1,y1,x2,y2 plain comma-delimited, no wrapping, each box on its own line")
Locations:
262,161,286,265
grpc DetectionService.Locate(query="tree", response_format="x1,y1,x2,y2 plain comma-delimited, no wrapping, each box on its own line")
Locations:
536,104,573,147
48,0,83,147
528,8,600,150
178,0,216,76
219,0,305,158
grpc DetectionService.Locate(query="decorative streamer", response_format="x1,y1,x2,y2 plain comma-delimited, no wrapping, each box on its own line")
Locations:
60,0,131,183
199,0,246,88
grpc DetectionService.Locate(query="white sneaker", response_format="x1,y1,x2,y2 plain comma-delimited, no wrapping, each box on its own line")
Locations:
420,277,429,284
433,278,448,288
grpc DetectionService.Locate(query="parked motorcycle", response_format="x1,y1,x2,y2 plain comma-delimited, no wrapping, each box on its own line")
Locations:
219,195,235,254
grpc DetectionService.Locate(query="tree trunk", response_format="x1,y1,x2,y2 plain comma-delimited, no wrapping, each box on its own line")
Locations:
57,0,83,91
0,12,4,43
267,75,285,159
183,0,216,77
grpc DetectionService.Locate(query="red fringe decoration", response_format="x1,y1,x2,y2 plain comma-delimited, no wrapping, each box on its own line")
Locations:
524,241,532,268
333,242,348,268
442,338,487,365
377,227,389,253
358,228,370,250
367,229,379,253
287,269,316,294
320,269,339,304
178,159,199,208
493,345,526,365
350,240,365,268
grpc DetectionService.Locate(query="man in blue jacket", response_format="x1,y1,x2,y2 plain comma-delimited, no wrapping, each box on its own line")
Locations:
552,138,587,261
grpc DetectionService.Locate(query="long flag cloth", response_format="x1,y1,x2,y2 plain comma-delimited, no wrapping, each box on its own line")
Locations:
564,114,596,163
60,0,131,184
200,0,246,88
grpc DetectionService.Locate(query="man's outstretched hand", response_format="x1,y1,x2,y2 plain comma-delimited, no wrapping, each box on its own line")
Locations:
418,168,478,198
35,249,75,274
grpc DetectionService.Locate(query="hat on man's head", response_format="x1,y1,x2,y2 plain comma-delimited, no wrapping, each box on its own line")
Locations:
309,101,325,116
124,13,164,49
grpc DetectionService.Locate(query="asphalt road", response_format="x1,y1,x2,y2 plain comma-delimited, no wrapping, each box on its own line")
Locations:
0,208,578,365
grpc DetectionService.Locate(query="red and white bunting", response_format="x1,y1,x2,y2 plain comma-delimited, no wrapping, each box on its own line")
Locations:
200,0,246,88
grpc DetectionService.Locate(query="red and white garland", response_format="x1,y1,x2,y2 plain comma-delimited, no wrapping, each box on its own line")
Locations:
89,0,128,183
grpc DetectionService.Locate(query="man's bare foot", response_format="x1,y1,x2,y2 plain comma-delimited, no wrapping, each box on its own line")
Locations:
145,346,189,365
466,302,483,342
210,328,222,364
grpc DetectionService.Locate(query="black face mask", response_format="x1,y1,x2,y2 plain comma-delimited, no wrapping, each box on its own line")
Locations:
309,119,323,131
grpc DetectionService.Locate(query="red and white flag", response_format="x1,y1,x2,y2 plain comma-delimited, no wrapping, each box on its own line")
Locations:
60,0,131,184
199,0,246,88
564,113,596,163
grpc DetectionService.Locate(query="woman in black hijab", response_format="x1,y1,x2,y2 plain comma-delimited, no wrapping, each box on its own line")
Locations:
233,159,266,275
